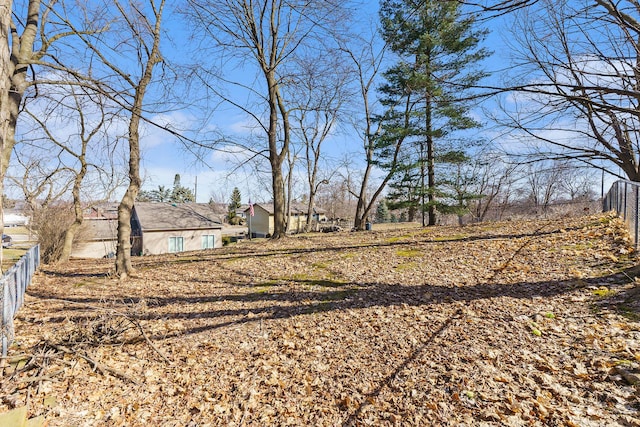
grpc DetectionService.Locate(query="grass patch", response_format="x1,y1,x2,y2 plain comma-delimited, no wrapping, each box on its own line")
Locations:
396,248,422,257
253,285,273,294
560,242,594,251
311,261,330,270
433,234,468,242
293,275,348,288
592,288,617,297
395,261,418,271
2,247,29,269
386,235,412,244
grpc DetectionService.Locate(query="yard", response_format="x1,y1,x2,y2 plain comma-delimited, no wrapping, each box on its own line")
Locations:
2,213,640,426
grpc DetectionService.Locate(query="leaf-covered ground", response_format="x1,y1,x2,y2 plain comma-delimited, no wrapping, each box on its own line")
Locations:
2,213,640,426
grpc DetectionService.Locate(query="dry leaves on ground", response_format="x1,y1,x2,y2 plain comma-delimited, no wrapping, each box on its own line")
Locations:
1,212,640,426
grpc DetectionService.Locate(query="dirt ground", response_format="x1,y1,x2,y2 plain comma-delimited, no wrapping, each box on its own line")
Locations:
2,213,640,426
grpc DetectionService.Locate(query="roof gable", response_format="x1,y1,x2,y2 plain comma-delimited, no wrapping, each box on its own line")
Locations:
133,203,223,231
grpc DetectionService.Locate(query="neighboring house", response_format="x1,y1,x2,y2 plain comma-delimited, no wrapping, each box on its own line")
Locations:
71,218,118,258
245,203,327,238
83,204,119,220
71,203,119,258
4,212,29,226
131,202,223,255
235,204,249,220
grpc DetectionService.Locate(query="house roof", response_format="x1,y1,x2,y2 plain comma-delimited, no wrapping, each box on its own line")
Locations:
134,203,223,231
81,218,118,241
245,203,326,215
84,203,119,220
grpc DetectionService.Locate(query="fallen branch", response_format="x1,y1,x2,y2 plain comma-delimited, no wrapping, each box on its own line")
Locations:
130,318,172,365
50,343,138,385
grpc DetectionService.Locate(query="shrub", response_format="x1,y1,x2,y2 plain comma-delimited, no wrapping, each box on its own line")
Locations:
29,204,75,264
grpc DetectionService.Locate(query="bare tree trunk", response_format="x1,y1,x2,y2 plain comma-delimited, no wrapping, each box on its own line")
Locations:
285,148,294,233
59,161,87,262
0,0,9,272
269,71,290,239
115,0,164,278
0,0,40,271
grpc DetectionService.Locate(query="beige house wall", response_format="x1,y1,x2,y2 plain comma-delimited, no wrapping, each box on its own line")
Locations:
249,206,322,236
248,207,273,237
142,229,223,255
288,214,308,233
71,240,117,259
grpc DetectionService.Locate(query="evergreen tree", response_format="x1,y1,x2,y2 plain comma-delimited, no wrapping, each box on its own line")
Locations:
386,165,420,222
379,0,490,226
227,187,242,223
170,174,196,203
437,150,482,225
376,198,392,223
137,185,172,202
136,177,195,203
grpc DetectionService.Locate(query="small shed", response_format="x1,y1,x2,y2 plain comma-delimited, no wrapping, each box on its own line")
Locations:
131,203,223,255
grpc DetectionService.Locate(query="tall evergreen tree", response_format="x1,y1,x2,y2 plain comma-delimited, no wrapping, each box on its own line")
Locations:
228,187,242,222
378,0,490,225
437,150,482,225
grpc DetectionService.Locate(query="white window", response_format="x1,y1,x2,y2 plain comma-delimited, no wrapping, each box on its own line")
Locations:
168,236,184,253
202,234,215,249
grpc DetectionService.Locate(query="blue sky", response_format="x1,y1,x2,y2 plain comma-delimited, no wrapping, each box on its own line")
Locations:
8,0,616,205
136,0,517,204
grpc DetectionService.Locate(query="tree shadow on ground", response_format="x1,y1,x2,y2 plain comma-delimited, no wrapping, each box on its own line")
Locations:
590,265,640,320
27,262,640,340
45,223,575,276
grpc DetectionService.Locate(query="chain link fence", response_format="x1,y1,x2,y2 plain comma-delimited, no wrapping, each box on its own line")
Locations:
603,180,640,248
1,245,40,358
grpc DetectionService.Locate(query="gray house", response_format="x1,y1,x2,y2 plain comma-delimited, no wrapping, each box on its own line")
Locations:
131,203,223,255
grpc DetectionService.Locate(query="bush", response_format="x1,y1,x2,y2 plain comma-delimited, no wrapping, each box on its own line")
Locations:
29,204,75,264
222,236,232,246
228,216,245,226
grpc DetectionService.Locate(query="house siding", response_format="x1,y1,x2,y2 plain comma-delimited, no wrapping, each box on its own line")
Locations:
71,240,117,259
141,228,223,255
248,206,272,238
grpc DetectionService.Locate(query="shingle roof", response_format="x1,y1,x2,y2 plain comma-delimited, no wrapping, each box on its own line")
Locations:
133,203,223,231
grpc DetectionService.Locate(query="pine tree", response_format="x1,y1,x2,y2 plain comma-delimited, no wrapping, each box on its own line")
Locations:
227,187,242,223
379,0,490,226
376,199,392,223
437,150,482,225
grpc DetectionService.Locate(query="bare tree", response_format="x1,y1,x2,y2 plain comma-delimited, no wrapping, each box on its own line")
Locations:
8,152,73,213
338,31,392,231
184,0,348,238
522,160,569,214
23,85,121,262
468,152,522,222
497,0,640,182
288,54,348,232
56,0,166,277
0,0,50,270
